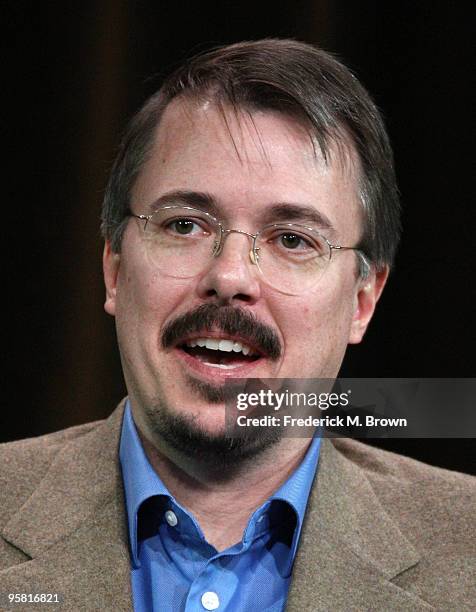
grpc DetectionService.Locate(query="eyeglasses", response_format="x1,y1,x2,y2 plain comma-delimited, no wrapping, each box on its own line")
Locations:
127,205,370,295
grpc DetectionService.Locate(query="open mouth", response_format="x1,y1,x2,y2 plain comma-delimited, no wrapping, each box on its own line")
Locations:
179,337,262,370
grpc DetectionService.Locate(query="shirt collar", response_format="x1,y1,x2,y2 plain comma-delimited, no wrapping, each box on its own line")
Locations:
268,432,321,562
119,401,170,567
120,400,321,568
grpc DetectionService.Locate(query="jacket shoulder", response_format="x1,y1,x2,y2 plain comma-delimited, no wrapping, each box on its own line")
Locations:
332,437,473,487
0,420,104,526
332,438,475,541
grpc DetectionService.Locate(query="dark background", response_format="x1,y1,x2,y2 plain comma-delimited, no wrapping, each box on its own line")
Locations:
4,2,475,474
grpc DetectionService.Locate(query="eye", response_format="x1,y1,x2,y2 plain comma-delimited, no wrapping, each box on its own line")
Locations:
279,232,310,250
262,225,328,259
165,217,208,237
170,219,195,234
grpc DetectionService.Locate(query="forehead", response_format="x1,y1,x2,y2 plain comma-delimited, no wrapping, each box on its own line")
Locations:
132,98,363,240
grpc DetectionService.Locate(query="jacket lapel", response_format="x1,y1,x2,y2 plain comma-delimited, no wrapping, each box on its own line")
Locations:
1,403,133,611
286,439,431,610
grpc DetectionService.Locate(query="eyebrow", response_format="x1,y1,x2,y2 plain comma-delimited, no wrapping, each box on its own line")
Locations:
146,190,336,233
260,203,335,233
147,190,221,217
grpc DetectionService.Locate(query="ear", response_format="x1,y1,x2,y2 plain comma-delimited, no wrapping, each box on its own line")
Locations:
349,265,389,344
103,240,121,316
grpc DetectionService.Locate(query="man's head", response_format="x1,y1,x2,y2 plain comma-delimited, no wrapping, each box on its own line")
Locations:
102,39,400,467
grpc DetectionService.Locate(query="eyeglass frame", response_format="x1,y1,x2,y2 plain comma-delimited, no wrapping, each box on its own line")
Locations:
126,204,371,284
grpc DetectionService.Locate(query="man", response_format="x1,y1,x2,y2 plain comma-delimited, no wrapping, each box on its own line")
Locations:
1,40,474,611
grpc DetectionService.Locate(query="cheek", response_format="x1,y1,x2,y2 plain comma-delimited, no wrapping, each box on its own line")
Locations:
115,231,175,316
115,261,196,339
287,284,354,334
116,268,160,319
274,278,356,369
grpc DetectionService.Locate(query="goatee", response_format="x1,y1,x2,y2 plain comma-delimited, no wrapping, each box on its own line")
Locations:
144,394,282,477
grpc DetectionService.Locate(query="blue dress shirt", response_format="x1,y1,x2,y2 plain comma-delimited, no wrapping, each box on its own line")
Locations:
120,402,320,611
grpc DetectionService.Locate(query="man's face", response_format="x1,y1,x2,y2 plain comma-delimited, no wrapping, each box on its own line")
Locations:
103,99,386,455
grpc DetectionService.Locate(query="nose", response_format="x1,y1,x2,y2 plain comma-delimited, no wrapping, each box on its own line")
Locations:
196,230,262,305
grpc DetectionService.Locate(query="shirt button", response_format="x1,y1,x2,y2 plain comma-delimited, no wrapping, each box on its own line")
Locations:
201,591,220,610
165,510,178,527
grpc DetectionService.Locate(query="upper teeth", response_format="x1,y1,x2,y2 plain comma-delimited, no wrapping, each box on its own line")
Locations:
186,338,252,356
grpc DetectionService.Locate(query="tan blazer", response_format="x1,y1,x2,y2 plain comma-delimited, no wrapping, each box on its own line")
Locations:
1,401,474,611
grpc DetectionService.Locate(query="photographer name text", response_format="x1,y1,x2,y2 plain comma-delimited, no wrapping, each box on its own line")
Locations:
236,414,408,428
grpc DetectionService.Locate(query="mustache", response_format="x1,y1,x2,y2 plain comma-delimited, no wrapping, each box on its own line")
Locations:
161,304,281,360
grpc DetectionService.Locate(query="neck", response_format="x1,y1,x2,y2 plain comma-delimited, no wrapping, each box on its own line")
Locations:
139,433,312,551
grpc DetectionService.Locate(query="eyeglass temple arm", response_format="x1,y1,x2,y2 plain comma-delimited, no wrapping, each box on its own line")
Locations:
331,245,371,279
126,209,152,221
125,210,154,232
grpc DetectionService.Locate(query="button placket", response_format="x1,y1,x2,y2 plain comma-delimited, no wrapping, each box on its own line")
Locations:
184,555,237,611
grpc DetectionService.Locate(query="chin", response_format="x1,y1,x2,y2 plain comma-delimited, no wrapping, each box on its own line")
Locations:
143,393,282,473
